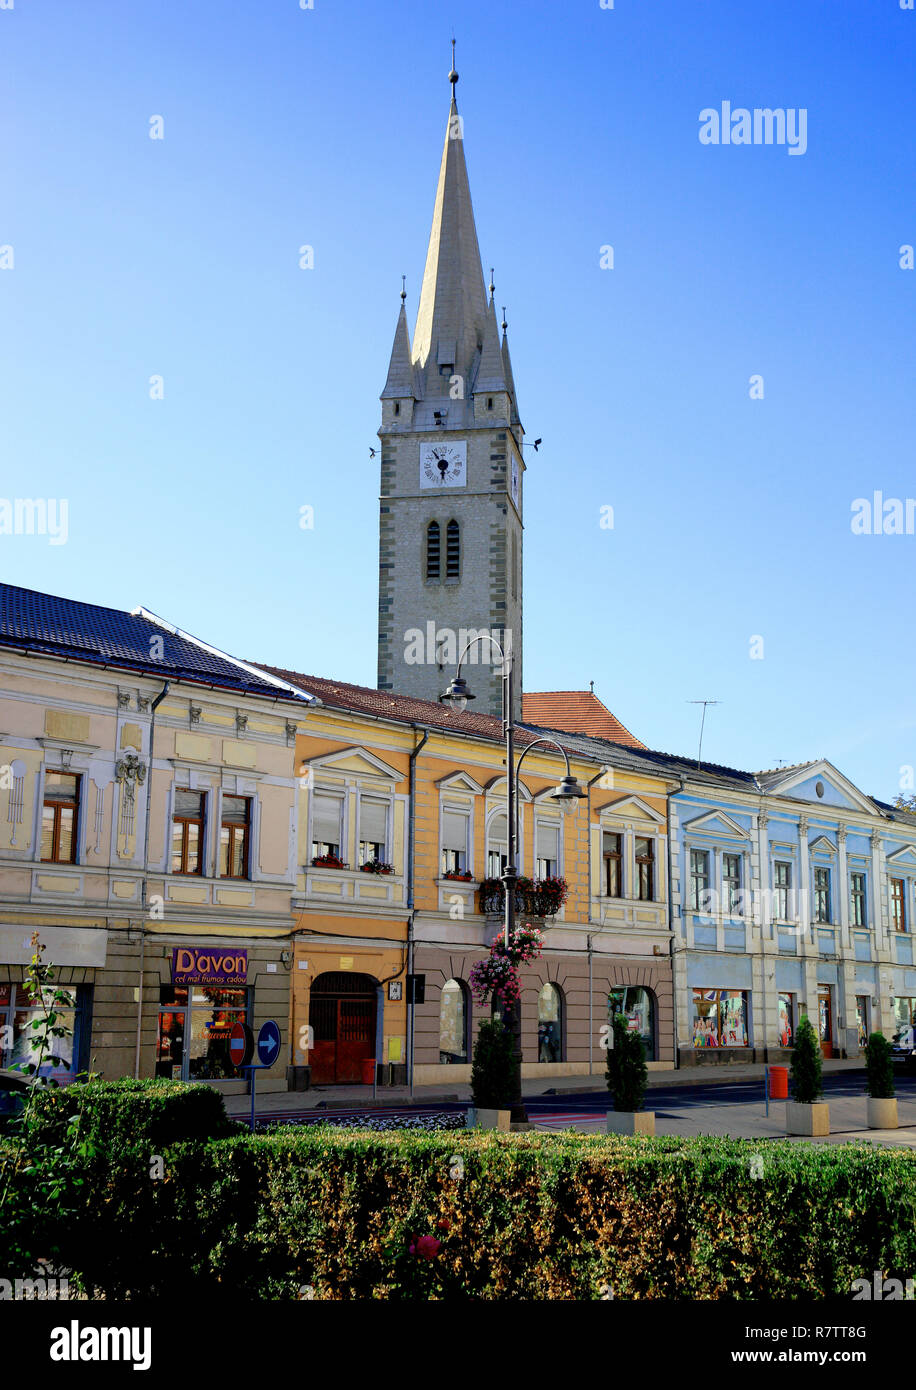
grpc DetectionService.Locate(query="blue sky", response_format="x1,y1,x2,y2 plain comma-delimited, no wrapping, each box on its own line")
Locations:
1,0,914,799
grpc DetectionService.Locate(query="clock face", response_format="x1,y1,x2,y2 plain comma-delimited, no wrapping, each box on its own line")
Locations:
420,440,467,489
510,454,520,508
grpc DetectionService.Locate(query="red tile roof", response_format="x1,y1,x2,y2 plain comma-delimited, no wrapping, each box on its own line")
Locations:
522,691,644,748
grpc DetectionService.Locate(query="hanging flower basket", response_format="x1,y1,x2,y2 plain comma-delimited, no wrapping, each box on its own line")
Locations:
469,923,544,1006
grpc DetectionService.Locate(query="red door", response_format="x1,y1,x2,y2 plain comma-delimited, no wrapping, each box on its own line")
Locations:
309,973,377,1084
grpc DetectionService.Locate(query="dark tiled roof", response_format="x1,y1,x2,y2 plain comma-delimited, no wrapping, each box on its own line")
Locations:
0,582,308,703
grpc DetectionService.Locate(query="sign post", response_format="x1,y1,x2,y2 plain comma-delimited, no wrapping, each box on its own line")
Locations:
241,1020,282,1133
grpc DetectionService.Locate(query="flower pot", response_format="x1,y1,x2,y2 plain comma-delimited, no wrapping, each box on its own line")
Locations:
867,1096,898,1129
605,1111,655,1136
785,1101,830,1136
475,1108,511,1131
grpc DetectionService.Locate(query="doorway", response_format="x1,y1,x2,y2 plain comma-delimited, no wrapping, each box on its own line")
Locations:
309,972,377,1084
817,987,833,1059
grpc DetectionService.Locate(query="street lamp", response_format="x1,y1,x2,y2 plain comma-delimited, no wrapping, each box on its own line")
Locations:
441,640,586,1120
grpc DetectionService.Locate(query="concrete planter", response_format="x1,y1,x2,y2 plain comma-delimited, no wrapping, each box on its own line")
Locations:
474,1108,511,1131
785,1101,830,1136
867,1097,898,1129
605,1111,656,1136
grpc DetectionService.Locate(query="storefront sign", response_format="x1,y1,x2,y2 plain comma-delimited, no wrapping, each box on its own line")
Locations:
171,946,248,986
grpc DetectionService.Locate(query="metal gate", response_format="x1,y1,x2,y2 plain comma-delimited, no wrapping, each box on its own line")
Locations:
309,972,377,1084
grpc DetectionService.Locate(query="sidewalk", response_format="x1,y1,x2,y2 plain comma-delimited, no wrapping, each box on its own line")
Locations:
223,1058,865,1118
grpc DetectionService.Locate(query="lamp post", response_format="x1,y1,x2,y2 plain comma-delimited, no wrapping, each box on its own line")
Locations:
441,639,585,1121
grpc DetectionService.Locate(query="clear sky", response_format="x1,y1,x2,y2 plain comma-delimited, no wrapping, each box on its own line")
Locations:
1,0,914,800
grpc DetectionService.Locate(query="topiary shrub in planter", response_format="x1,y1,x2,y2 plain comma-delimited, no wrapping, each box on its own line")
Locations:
787,1014,829,1135
605,1015,653,1134
865,1031,897,1129
470,1020,514,1127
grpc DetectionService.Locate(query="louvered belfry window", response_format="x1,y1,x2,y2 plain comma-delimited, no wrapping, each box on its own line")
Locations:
426,521,440,579
446,520,460,577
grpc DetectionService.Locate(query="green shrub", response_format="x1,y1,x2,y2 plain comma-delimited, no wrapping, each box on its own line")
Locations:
8,1129,916,1300
790,1015,823,1103
25,1078,234,1152
605,1014,648,1111
470,1020,515,1110
865,1032,895,1100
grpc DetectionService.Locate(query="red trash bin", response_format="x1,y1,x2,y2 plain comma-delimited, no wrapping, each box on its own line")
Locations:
361,1058,377,1086
768,1065,788,1099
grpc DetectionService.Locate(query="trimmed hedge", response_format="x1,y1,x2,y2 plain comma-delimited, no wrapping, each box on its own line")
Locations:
7,1119,916,1299
25,1078,236,1150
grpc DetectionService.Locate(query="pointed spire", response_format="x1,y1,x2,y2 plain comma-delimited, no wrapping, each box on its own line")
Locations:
411,48,489,399
500,307,521,426
474,294,508,394
380,285,416,399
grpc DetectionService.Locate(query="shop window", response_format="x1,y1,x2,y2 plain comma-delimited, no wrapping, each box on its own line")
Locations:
0,983,79,1079
311,791,344,862
220,795,251,878
172,789,206,875
41,771,80,864
536,820,559,880
723,853,742,914
603,831,622,898
441,808,470,876
854,996,869,1051
814,866,831,924
439,979,470,1063
358,797,389,867
608,986,656,1062
538,982,563,1062
689,849,709,912
891,878,907,933
486,813,508,878
850,871,867,927
692,988,748,1048
774,860,792,920
635,836,655,901
777,991,795,1047
156,985,250,1081
893,997,916,1048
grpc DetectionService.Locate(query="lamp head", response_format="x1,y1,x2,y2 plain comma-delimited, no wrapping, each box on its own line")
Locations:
440,676,475,713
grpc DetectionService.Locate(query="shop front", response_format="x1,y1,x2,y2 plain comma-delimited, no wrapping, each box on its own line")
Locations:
680,954,755,1065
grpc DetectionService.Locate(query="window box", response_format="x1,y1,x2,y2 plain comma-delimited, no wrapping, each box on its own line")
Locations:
311,854,348,870
442,869,473,882
359,860,394,875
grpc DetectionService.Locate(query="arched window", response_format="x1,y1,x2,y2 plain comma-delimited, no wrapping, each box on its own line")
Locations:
446,520,460,578
439,978,470,1063
486,813,508,878
608,986,657,1062
538,982,563,1062
426,521,440,580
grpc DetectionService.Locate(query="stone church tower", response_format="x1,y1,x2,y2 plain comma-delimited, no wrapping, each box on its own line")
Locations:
377,57,524,718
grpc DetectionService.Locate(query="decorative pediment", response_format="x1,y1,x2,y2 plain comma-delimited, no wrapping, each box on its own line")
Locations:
808,834,836,855
484,775,532,801
305,746,400,781
437,770,485,795
600,794,665,826
886,843,916,868
762,760,876,816
682,809,750,840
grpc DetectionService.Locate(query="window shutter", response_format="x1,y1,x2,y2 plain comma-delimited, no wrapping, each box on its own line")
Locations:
442,811,467,852
446,520,460,577
426,522,440,579
175,789,204,818
360,798,388,845
312,793,342,844
537,822,559,863
221,795,249,824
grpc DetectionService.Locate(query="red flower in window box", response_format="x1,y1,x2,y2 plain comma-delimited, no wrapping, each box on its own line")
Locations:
442,870,473,882
311,854,348,869
359,860,394,875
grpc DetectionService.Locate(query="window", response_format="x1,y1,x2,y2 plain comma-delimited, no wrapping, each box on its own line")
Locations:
692,988,748,1048
536,820,559,879
814,866,831,923
635,836,655,901
439,979,469,1063
0,983,78,1078
441,809,469,876
486,396,493,410
311,792,344,861
777,992,795,1048
511,532,518,600
723,853,742,914
893,996,916,1048
446,520,460,578
608,987,656,1061
850,871,867,927
426,521,440,580
891,878,907,933
394,401,400,416
486,813,508,878
774,860,792,920
41,771,80,864
156,985,249,1081
358,798,388,867
603,831,622,898
538,983,563,1062
172,789,206,875
689,849,709,911
219,795,251,878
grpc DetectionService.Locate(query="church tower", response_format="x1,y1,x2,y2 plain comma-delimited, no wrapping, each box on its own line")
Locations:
377,52,524,718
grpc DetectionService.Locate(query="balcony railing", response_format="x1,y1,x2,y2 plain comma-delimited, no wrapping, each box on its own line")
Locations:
478,876,568,920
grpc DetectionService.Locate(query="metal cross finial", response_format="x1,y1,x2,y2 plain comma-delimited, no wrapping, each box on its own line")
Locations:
449,38,458,91
400,274,406,303
489,267,495,297
501,306,508,332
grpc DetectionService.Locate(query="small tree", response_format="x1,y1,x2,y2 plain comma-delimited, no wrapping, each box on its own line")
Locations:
790,1014,823,1103
470,1020,515,1110
865,1031,895,1100
605,1014,648,1112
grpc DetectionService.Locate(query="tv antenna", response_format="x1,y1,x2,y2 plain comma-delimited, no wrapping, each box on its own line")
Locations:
688,700,720,768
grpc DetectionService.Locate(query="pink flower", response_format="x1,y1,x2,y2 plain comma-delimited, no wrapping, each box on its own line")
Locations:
411,1235,441,1260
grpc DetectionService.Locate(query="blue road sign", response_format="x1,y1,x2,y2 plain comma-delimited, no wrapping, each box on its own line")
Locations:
257,1019,281,1068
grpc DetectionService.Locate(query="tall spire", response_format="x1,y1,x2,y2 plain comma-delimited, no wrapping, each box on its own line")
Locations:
380,283,416,399
411,43,489,400
500,307,521,426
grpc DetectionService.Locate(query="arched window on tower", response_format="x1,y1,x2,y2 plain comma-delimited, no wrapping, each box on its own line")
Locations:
426,521,440,580
446,520,460,578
